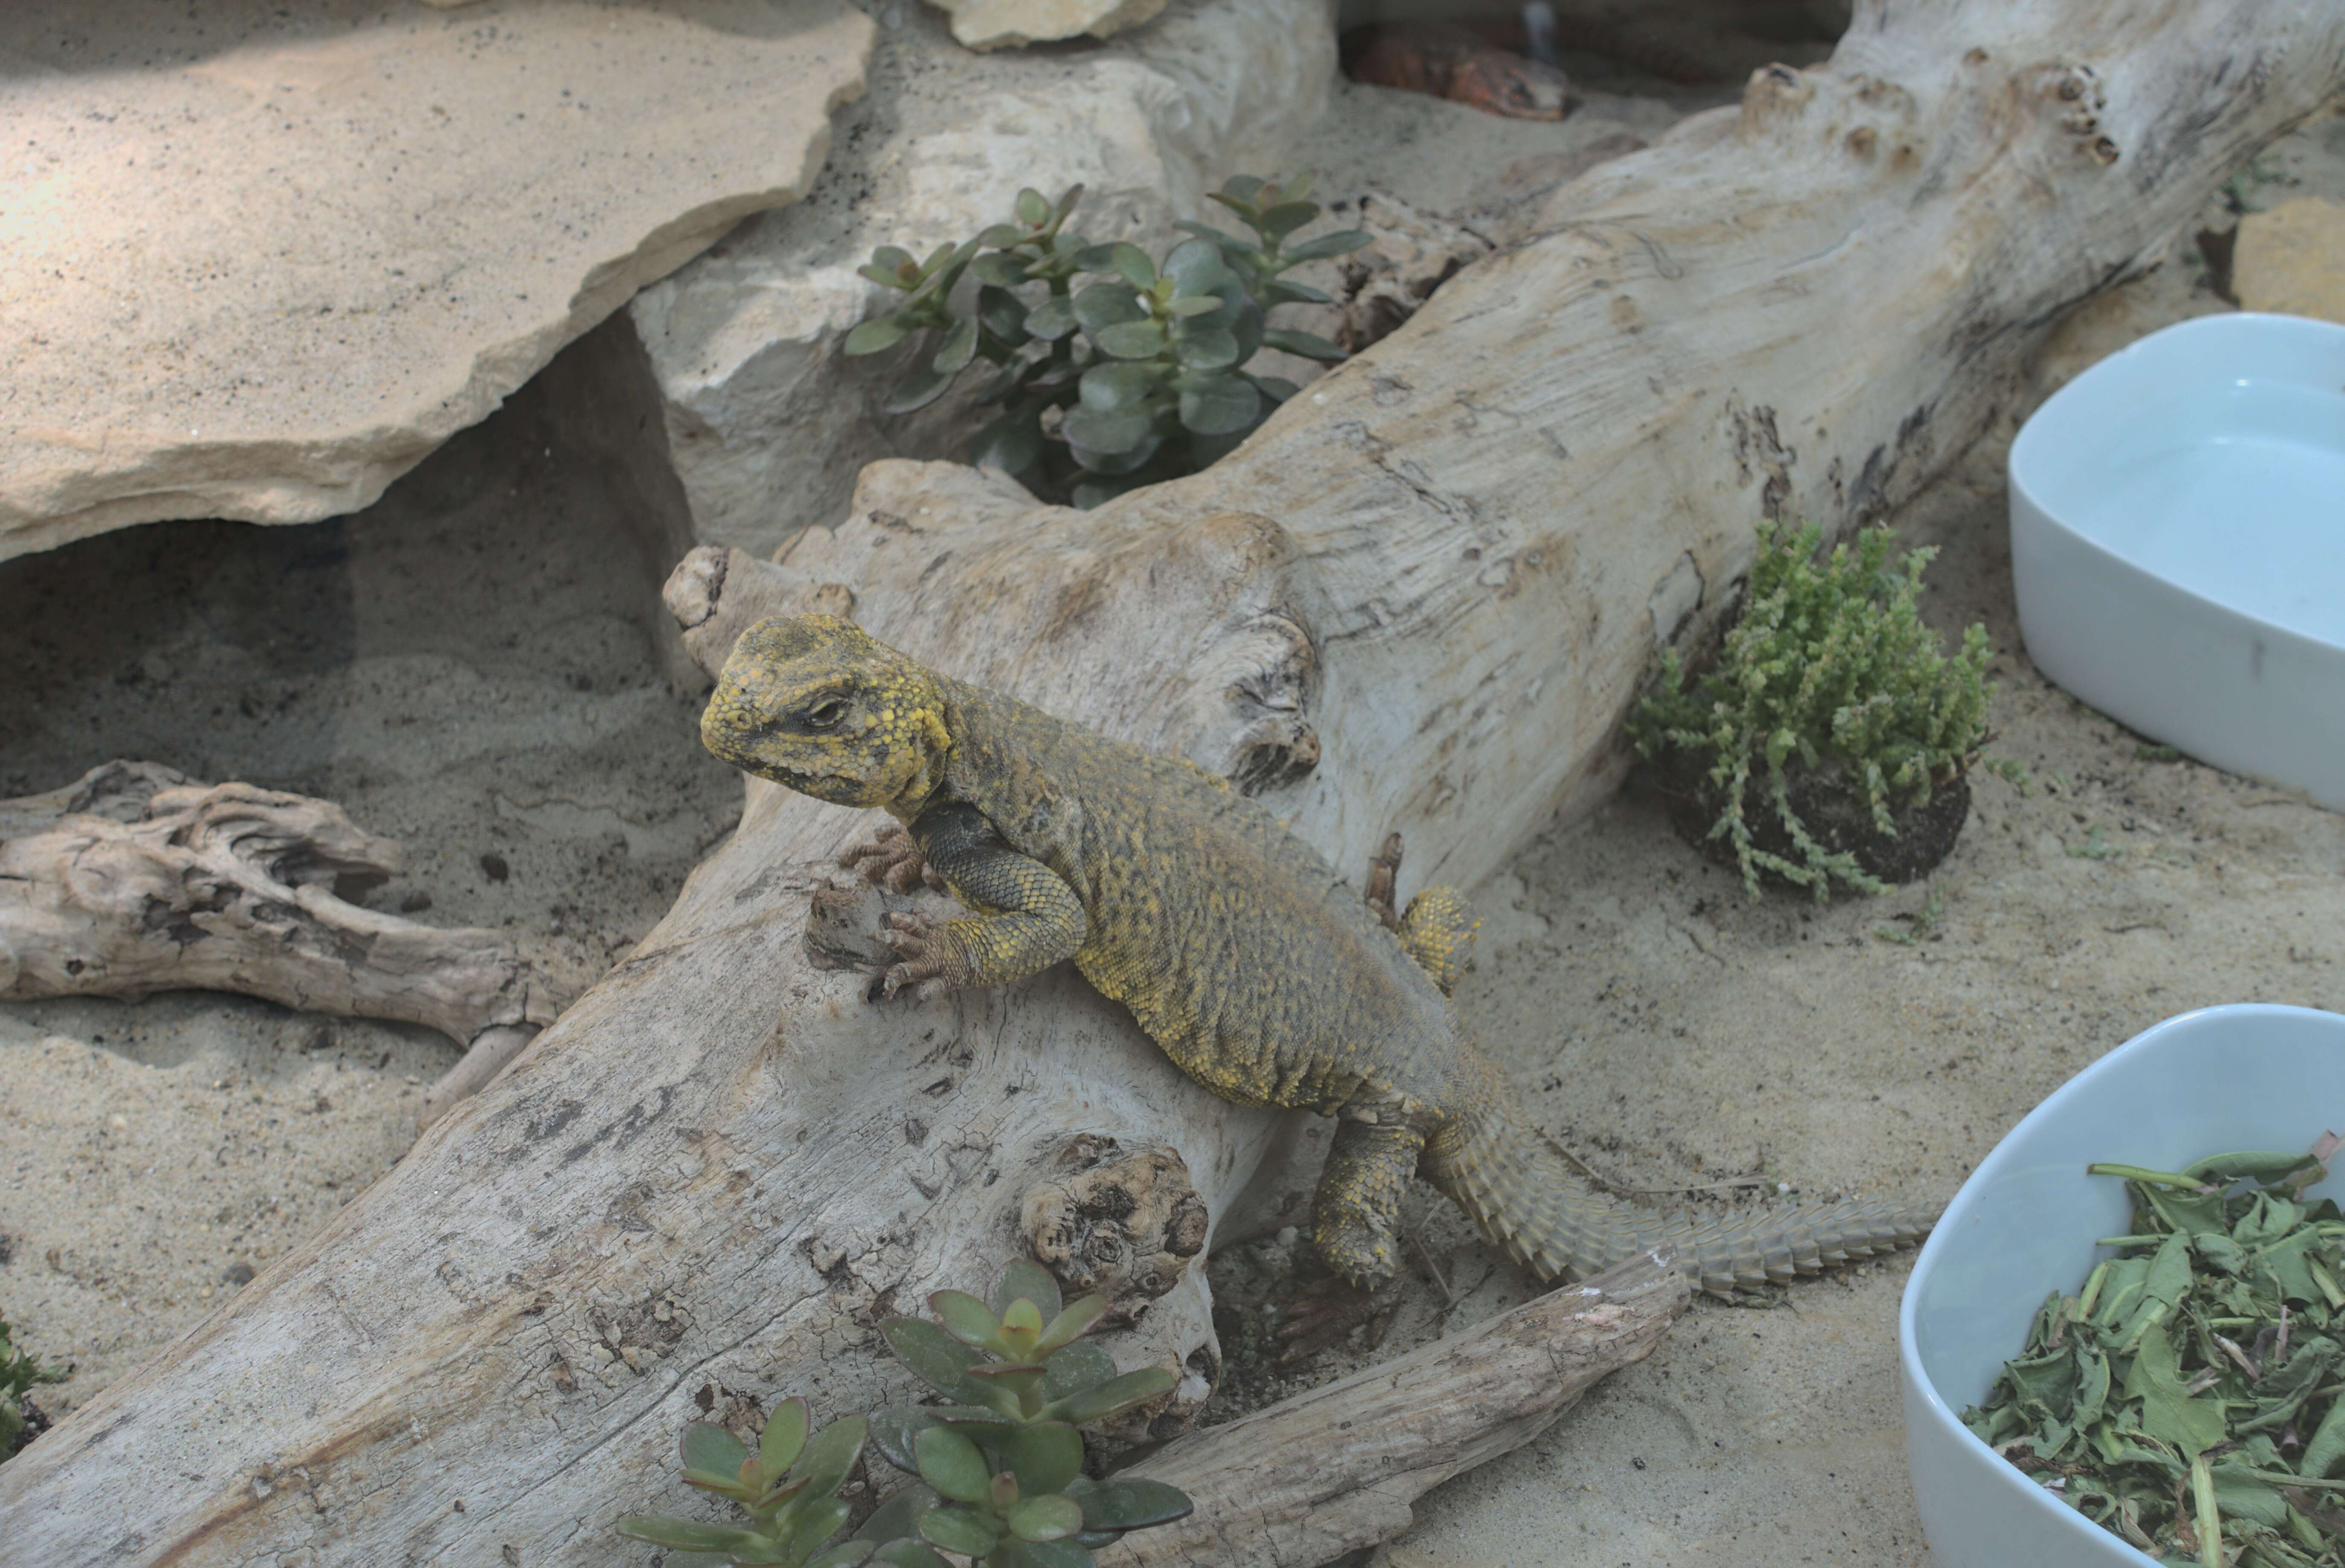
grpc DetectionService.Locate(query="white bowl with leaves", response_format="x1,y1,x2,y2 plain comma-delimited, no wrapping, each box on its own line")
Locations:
1901,1004,2345,1567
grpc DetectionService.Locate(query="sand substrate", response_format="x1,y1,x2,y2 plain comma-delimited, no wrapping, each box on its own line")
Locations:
3,61,2340,1568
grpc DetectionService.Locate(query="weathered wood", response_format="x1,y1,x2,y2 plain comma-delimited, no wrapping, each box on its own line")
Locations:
7,3,2340,1561
1110,1249,1690,1568
0,761,560,1065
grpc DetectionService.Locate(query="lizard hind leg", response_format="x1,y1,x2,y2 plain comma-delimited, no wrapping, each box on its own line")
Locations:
1278,1115,1422,1360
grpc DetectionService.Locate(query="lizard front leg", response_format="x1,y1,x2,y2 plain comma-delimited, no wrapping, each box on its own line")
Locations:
877,801,1087,1001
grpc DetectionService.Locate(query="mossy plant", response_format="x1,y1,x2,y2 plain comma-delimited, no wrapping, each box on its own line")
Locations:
845,175,1366,509
620,1261,1191,1568
1630,520,2015,900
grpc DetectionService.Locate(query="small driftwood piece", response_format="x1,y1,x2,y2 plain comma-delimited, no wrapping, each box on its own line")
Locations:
0,761,560,1115
9,4,2342,1560
1108,1249,1690,1568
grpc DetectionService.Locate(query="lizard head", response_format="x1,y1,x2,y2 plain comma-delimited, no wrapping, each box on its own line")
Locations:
701,614,952,810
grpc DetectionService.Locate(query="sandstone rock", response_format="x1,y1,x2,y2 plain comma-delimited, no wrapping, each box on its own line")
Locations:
2234,196,2345,324
0,0,875,561
925,0,1172,52
627,0,1338,561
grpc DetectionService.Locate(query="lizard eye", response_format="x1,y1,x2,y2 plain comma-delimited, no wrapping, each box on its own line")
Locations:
804,696,848,730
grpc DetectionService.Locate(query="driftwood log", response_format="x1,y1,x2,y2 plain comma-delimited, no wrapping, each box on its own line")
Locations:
9,2,2343,1561
0,761,561,1118
1109,1250,1690,1567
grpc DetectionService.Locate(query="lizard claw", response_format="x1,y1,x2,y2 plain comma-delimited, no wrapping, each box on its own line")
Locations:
878,910,956,1001
1275,1273,1404,1363
840,825,942,894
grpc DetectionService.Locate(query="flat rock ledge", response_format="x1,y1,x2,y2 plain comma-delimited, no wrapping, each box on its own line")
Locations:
0,0,875,561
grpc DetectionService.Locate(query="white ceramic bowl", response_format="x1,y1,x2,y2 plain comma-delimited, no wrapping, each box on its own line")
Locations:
1901,1003,2345,1567
2009,312,2345,810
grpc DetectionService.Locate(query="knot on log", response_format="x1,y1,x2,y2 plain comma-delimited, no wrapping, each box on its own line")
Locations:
1167,511,1322,795
1022,1137,1208,1324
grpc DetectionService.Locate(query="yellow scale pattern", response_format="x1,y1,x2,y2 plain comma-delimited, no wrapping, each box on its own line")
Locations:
705,615,1933,1294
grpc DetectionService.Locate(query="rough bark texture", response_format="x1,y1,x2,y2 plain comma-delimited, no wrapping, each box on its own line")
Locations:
1108,1249,1690,1567
8,4,2342,1562
0,761,560,1055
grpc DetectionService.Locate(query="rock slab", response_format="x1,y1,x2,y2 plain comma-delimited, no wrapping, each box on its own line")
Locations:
924,0,1173,51
0,0,875,560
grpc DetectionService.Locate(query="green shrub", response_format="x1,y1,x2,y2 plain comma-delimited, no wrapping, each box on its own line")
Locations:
845,175,1366,509
1629,520,2015,899
620,1261,1191,1568
0,1314,64,1460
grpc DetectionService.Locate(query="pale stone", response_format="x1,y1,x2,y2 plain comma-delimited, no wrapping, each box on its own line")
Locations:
926,0,1172,51
628,0,1337,561
0,0,876,561
2234,196,2345,323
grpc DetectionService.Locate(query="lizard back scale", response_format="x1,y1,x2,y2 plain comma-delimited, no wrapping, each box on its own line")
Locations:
702,613,1931,1296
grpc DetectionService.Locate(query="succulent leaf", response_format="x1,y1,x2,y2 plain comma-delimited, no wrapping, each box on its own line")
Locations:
882,1317,989,1402
1259,327,1346,363
1005,1421,1084,1496
1254,201,1319,246
970,253,1032,289
1061,406,1153,457
1171,326,1239,373
1279,228,1371,264
1016,188,1050,226
971,407,1045,476
1109,243,1156,290
782,1498,852,1564
854,1483,942,1543
1177,374,1261,436
790,1414,868,1500
683,1423,754,1482
1065,430,1163,478
914,1424,994,1505
992,1539,1096,1568
1023,296,1079,342
1070,283,1146,336
1032,1295,1108,1356
933,318,980,377
868,1407,937,1476
1078,362,1161,413
1040,1341,1116,1402
1093,320,1166,360
874,1542,950,1568
918,1506,1001,1559
1007,1495,1084,1544
1160,238,1226,298
931,1290,1004,1349
880,368,956,416
1041,1366,1176,1426
616,1515,760,1551
843,318,911,357
760,1398,811,1480
807,1542,880,1568
976,287,1032,346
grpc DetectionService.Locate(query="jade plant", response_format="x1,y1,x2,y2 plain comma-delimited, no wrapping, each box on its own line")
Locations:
1629,520,2019,900
620,1261,1191,1568
618,1400,883,1568
845,175,1367,508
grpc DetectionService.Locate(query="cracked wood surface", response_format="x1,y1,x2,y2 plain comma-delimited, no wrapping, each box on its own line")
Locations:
6,3,2342,1561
